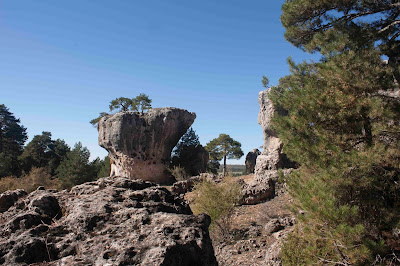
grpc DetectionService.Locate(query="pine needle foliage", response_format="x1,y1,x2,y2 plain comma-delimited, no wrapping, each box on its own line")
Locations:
272,47,400,264
276,1,400,263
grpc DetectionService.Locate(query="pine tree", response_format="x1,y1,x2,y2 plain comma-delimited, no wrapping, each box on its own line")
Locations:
271,39,400,266
205,134,243,176
131,93,152,114
109,97,132,112
20,132,70,174
274,2,400,263
171,128,208,176
0,104,27,177
56,142,97,188
281,0,400,83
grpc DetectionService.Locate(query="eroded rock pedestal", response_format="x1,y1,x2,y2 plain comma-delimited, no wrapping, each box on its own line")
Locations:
98,108,196,184
0,177,217,265
242,90,295,205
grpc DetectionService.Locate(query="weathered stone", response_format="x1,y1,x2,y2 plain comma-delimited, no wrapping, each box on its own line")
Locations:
0,189,27,213
171,176,202,195
245,149,261,174
0,177,217,265
241,90,295,205
240,175,275,205
171,173,219,195
98,108,196,184
256,90,293,172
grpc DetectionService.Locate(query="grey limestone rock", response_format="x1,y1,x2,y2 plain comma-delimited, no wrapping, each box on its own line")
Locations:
0,177,217,265
245,148,261,174
241,90,295,205
0,189,27,213
170,173,219,195
98,108,196,184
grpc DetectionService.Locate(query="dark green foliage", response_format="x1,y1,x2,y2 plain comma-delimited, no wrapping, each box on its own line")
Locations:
175,127,200,150
109,97,133,112
48,138,71,174
277,2,400,263
272,45,400,265
56,142,98,189
89,112,109,127
90,94,152,127
207,159,220,175
19,132,70,175
0,104,27,177
131,93,152,113
171,128,207,177
95,156,111,178
281,0,400,83
205,134,243,176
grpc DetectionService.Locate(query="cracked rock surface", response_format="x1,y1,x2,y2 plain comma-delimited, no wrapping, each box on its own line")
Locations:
0,177,217,265
98,108,196,184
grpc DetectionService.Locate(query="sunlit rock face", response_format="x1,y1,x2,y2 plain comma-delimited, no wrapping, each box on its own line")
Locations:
254,89,295,181
98,108,196,184
241,90,295,205
0,177,217,265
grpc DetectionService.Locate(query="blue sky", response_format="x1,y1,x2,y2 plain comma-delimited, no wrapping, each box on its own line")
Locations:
0,0,318,164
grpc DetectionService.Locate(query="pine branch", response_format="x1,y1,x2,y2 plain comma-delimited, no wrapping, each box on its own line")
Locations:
379,20,400,33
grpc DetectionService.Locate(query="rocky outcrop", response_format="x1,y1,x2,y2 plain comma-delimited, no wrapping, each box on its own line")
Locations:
256,90,293,173
0,189,27,213
171,173,220,195
245,149,261,174
0,177,217,265
98,108,196,184
213,192,295,265
241,90,294,205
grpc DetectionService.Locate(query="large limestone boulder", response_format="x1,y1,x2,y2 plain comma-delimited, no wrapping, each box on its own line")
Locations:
0,177,217,265
98,108,196,184
245,148,261,174
242,90,295,205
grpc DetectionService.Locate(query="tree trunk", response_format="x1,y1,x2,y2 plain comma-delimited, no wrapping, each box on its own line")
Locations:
223,155,227,177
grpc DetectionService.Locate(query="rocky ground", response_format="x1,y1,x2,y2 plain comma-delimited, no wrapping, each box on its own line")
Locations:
0,177,217,265
169,173,295,265
213,191,294,266
209,174,294,266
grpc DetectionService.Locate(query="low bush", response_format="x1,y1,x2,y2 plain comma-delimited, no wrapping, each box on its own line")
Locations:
169,165,190,181
0,167,61,193
191,177,242,240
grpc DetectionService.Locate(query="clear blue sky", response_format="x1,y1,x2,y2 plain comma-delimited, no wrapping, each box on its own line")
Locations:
0,0,318,164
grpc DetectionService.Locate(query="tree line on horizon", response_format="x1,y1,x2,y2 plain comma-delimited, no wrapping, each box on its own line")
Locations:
0,104,110,192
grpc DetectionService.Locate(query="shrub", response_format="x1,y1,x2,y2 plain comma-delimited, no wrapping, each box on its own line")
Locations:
169,165,190,181
191,177,242,240
0,167,61,193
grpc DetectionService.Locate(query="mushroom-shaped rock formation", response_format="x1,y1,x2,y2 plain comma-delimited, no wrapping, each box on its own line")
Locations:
98,108,196,184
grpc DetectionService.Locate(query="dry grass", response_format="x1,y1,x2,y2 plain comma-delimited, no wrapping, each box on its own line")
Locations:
0,167,61,193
